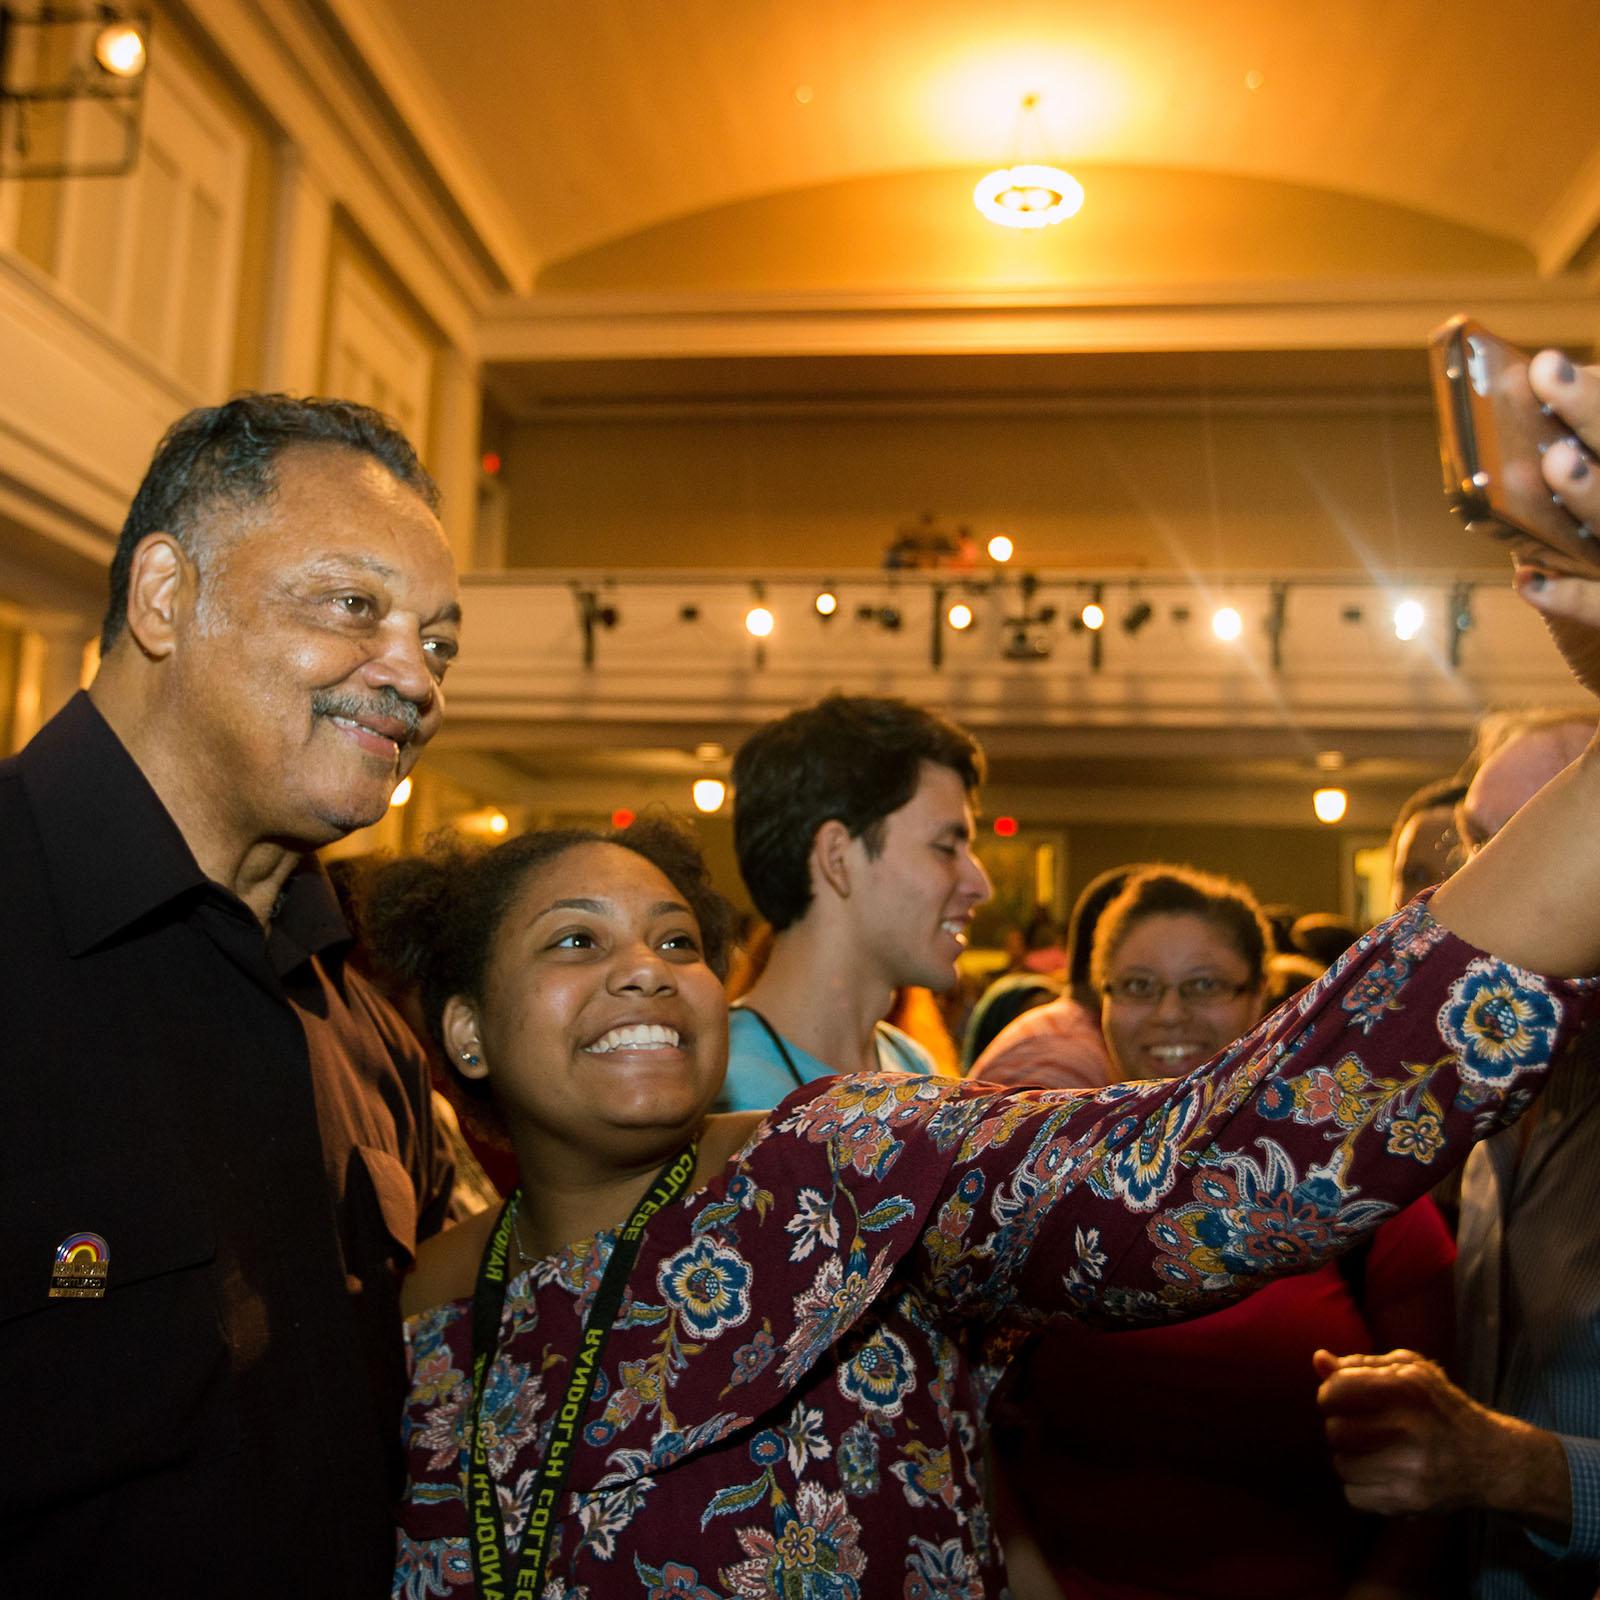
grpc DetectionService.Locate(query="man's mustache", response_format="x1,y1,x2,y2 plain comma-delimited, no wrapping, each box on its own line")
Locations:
310,686,423,741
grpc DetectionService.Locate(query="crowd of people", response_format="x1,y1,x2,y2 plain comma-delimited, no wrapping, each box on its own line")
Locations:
6,347,1600,1599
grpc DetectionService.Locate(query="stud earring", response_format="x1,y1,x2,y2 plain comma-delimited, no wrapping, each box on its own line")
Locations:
460,1051,481,1068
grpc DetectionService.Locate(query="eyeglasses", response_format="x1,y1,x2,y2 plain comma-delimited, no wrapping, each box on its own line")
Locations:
1101,974,1254,1007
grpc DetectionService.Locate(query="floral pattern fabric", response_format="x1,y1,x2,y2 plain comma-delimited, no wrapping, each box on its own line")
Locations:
394,901,1595,1599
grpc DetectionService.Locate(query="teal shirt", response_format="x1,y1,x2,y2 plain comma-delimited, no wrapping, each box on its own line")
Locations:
714,1006,937,1114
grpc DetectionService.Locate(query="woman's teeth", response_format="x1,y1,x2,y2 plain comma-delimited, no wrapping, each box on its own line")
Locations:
586,1023,681,1054
940,919,968,946
1147,1044,1200,1064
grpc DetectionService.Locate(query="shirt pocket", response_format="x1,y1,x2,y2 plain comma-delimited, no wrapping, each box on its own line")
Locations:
0,1155,241,1519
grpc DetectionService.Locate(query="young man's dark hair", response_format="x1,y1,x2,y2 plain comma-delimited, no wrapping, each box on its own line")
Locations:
100,392,440,653
732,692,985,931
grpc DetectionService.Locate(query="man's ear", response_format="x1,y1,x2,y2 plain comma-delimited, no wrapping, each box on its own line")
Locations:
441,994,490,1081
124,534,194,661
810,818,855,902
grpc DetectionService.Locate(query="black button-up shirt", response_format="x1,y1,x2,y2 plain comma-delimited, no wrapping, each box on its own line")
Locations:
0,693,453,1597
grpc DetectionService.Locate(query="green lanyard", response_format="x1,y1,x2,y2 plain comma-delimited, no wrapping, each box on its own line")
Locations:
466,1144,697,1599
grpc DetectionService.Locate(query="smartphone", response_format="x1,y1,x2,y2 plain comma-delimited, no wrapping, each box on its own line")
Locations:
1428,315,1598,572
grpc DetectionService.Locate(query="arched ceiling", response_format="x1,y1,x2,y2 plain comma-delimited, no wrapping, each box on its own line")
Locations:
303,0,1600,824
337,0,1600,291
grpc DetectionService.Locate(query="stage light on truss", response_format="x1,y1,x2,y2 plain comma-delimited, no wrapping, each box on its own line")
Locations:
987,534,1015,563
1122,599,1153,635
744,605,775,638
1393,598,1425,641
947,601,974,631
814,588,838,618
1079,601,1105,631
93,21,147,77
1211,605,1243,642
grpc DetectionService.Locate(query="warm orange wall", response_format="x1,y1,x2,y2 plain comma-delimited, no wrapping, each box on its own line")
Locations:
1062,821,1357,918
502,401,1490,576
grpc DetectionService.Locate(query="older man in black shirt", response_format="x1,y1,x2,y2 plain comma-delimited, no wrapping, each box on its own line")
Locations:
0,396,463,1596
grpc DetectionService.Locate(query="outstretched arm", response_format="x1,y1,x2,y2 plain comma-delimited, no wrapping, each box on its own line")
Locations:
1432,350,1600,974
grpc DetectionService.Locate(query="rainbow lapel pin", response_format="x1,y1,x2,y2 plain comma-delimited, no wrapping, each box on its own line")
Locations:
49,1232,109,1299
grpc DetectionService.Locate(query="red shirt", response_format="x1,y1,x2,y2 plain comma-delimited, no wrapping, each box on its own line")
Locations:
995,1196,1457,1598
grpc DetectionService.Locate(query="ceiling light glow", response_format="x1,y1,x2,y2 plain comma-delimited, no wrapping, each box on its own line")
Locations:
1313,787,1348,825
1080,602,1105,631
692,778,727,814
744,605,775,638
947,602,974,631
987,534,1015,562
388,776,412,808
814,590,838,617
974,163,1084,229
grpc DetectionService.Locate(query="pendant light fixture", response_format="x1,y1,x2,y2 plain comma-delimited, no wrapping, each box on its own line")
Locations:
974,93,1084,230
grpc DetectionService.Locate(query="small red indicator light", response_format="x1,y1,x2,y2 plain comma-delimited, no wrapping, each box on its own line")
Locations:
481,451,502,476
611,807,636,829
993,816,1019,838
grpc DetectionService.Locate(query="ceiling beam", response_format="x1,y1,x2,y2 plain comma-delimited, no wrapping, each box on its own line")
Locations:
1532,138,1600,282
481,279,1600,366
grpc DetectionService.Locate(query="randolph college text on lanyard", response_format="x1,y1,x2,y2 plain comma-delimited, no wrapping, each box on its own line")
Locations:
466,1144,697,1599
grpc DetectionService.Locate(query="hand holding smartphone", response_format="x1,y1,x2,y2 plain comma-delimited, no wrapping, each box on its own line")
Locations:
1429,316,1600,574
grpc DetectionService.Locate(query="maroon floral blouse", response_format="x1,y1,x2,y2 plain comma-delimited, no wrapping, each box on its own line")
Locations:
393,900,1594,1600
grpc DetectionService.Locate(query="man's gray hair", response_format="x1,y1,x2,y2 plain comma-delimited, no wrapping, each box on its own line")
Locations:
100,393,439,653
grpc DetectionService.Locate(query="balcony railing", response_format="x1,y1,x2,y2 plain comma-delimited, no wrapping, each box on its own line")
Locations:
444,567,1577,740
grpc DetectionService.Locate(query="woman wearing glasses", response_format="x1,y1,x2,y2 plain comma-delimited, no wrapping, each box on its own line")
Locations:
995,867,1455,1600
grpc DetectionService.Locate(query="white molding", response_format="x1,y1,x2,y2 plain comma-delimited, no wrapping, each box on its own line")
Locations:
480,278,1600,364
497,391,1443,424
52,40,250,397
260,146,335,392
325,247,435,441
316,0,538,293
436,572,1577,750
0,249,197,538
179,0,488,349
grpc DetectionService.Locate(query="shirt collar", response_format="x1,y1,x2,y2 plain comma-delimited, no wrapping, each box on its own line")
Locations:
23,692,352,967
22,692,211,956
268,860,353,979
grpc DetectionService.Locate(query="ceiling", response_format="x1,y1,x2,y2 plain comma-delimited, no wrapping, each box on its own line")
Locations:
318,0,1600,425
316,0,1600,832
338,0,1600,291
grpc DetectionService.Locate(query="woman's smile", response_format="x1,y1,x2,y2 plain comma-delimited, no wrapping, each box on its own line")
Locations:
583,1022,685,1055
